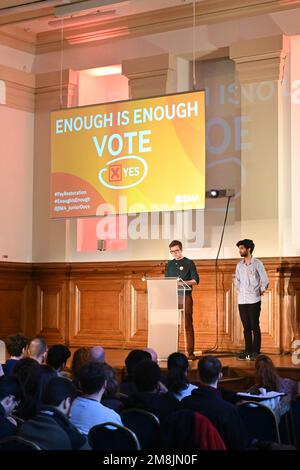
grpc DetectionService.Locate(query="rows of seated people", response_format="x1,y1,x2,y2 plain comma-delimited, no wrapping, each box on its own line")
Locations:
0,333,299,450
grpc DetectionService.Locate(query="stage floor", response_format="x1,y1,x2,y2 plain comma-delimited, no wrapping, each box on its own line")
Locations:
105,349,297,369
188,353,300,372
104,349,300,384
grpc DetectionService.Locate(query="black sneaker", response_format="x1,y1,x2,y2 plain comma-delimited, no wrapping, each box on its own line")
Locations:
250,353,260,361
237,352,251,360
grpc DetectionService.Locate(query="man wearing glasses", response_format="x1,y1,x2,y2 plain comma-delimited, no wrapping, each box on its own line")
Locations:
165,240,199,360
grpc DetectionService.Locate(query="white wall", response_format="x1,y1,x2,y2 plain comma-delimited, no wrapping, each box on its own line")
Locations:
0,107,34,262
196,58,242,258
290,36,300,252
32,109,67,262
0,44,34,72
78,71,129,105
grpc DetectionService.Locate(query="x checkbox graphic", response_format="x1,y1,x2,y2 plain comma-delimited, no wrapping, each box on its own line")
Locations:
109,164,122,182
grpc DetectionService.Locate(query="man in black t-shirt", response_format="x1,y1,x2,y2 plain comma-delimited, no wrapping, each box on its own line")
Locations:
165,240,199,360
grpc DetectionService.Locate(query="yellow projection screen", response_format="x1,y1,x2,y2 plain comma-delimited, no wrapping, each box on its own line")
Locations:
50,90,205,218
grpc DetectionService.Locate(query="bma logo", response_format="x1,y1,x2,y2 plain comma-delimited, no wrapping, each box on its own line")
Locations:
99,156,148,190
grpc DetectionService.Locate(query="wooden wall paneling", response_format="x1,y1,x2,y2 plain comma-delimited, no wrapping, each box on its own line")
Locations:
280,270,291,352
24,278,34,339
34,280,67,344
288,269,300,344
68,278,127,347
233,276,244,351
194,266,236,353
280,263,300,352
0,263,32,340
0,280,28,338
259,274,280,353
31,264,69,344
194,268,219,352
217,270,236,351
1,258,300,354
127,278,148,348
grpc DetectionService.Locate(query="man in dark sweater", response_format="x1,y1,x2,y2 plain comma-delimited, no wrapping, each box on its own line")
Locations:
123,360,179,423
0,375,22,439
181,356,249,449
165,240,199,360
2,334,28,376
18,377,89,450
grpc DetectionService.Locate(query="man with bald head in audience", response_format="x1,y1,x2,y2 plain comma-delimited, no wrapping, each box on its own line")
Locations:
28,337,47,364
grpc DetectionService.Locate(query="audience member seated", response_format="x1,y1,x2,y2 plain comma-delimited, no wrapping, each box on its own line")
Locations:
162,409,226,450
90,346,105,363
28,337,47,365
101,363,124,412
1,334,29,376
71,347,91,389
248,354,300,418
39,364,58,394
46,344,71,378
70,361,122,436
166,352,197,401
18,377,88,450
181,356,249,449
119,349,152,397
123,359,180,423
12,358,42,420
0,376,22,439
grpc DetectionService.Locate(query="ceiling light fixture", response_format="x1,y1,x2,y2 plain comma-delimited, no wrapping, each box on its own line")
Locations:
54,0,129,17
48,8,117,26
